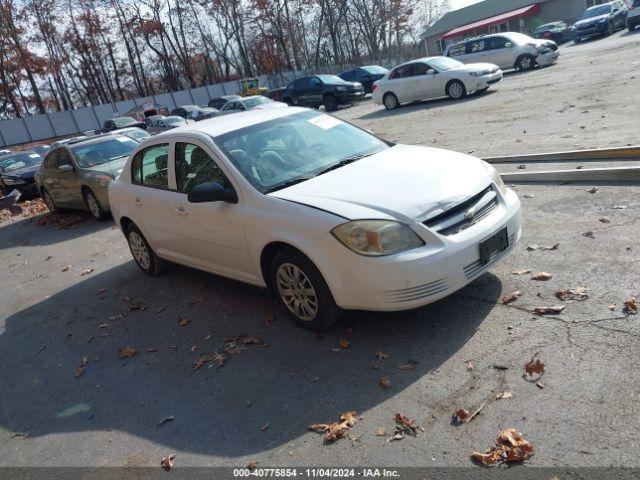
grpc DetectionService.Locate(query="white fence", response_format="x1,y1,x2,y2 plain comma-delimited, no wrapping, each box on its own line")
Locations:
0,75,271,148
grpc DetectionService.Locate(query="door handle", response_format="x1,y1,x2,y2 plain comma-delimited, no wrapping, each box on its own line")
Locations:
172,206,188,216
133,198,142,205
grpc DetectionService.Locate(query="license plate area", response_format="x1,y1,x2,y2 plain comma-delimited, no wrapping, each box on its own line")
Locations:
480,227,508,265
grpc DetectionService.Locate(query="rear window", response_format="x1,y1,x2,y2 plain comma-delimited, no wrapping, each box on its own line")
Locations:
447,43,466,57
361,66,388,74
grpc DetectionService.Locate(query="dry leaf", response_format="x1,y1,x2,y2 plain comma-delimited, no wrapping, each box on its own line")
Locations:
178,318,190,326
74,367,85,378
242,336,264,345
309,411,358,443
536,381,544,389
247,460,260,471
338,338,350,349
453,409,470,424
465,361,475,371
225,345,247,355
189,298,203,305
161,454,176,471
379,376,391,389
376,428,387,437
533,305,565,315
375,351,389,360
80,268,94,276
531,272,552,281
193,354,211,370
555,287,589,301
118,347,137,358
496,391,513,400
501,291,522,305
623,297,638,315
511,269,531,275
146,347,158,353
587,187,599,194
127,301,147,311
157,415,175,427
61,265,71,272
582,231,595,239
97,288,108,294
599,217,611,224
471,428,534,465
394,412,418,436
524,354,545,380
397,364,416,371
213,353,227,368
264,314,276,326
260,423,269,432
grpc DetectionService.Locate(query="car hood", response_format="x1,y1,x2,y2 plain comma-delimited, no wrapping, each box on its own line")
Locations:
84,156,128,177
270,145,491,222
4,164,40,178
574,14,609,26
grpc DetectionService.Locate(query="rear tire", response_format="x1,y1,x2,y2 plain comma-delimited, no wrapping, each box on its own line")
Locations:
383,92,399,110
270,247,342,330
283,97,293,106
446,80,467,100
324,94,338,112
126,223,168,276
516,54,535,71
83,188,108,221
629,24,636,32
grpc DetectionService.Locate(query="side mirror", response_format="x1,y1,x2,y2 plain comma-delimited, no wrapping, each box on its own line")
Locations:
427,69,436,75
58,164,73,172
187,181,238,204
504,42,513,48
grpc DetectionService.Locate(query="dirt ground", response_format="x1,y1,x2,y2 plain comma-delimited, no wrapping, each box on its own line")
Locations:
1,29,639,473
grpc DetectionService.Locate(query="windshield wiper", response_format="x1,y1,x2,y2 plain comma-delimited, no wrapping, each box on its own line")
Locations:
314,152,376,177
265,176,315,194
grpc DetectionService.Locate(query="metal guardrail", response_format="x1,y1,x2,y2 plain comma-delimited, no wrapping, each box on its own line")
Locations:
486,146,640,183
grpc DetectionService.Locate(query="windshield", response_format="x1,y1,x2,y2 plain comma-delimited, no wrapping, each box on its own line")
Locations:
429,57,464,71
214,110,388,193
535,23,558,32
244,97,272,108
71,137,138,168
121,129,150,140
114,117,136,127
0,153,42,172
583,5,611,17
362,66,389,74
210,99,230,109
166,116,185,126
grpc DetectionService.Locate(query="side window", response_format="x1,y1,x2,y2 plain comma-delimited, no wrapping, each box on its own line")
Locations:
390,64,413,79
466,39,486,54
43,149,58,169
294,77,310,89
175,143,228,193
488,36,508,50
131,144,169,189
413,63,429,75
55,149,73,168
341,71,355,81
309,77,322,88
447,43,465,57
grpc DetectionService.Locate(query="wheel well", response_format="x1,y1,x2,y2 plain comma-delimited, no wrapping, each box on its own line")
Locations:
445,79,462,92
260,241,313,289
80,185,91,197
120,216,133,233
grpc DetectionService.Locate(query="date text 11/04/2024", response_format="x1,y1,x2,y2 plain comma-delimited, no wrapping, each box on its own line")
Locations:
233,468,400,477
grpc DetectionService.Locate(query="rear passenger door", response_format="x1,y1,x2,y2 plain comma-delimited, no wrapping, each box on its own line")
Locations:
387,64,415,102
128,142,176,255
166,140,254,281
461,39,488,64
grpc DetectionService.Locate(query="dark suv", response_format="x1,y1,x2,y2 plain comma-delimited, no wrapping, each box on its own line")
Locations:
280,75,364,112
571,1,628,42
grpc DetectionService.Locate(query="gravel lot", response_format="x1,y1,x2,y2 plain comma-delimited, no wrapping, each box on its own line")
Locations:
1,29,639,472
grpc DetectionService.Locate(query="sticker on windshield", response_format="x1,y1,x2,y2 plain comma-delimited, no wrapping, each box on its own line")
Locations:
115,136,130,142
29,154,40,158
308,115,342,130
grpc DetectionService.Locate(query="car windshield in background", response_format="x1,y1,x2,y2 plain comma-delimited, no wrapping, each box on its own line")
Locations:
0,153,42,172
362,66,388,74
71,137,138,168
583,5,611,17
535,23,558,32
214,110,388,193
122,129,150,140
165,116,186,126
114,118,137,127
430,57,464,71
209,99,228,109
244,97,272,108
316,75,345,83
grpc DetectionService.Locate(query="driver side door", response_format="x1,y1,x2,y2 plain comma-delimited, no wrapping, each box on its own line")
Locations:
165,140,255,282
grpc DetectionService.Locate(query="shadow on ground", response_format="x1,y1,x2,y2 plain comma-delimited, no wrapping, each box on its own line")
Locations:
0,257,502,457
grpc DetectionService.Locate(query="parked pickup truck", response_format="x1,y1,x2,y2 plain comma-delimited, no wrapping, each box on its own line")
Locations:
280,75,365,111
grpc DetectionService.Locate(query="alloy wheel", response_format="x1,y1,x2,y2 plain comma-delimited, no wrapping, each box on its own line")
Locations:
449,82,464,99
43,190,55,211
128,231,151,270
384,94,397,109
519,56,533,70
86,192,100,219
276,262,319,322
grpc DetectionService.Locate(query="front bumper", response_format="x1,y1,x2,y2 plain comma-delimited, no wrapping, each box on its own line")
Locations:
536,51,560,66
473,70,503,90
628,15,640,27
573,22,608,39
336,91,365,104
310,188,522,311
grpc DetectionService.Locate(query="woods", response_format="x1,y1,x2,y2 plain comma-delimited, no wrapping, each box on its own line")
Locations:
0,0,451,118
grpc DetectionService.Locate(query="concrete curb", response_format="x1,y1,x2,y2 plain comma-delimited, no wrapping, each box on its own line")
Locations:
501,166,640,182
484,146,640,164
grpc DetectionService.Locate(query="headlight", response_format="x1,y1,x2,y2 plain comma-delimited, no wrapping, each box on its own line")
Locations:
470,70,490,77
483,162,507,195
336,86,347,91
598,18,608,23
331,220,425,256
3,177,25,185
96,174,114,188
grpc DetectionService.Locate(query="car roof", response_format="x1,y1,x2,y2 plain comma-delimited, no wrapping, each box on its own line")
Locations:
152,106,307,139
61,133,132,149
394,56,450,68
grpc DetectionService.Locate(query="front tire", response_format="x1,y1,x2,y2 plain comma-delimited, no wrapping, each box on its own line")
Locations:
446,80,467,100
324,94,338,112
383,92,399,110
516,54,535,71
126,224,168,276
83,188,108,221
270,248,342,330
41,188,60,213
629,24,636,32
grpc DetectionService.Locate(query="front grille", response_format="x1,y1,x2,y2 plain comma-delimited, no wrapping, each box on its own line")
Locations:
548,43,558,51
577,24,597,32
423,186,498,236
463,232,516,279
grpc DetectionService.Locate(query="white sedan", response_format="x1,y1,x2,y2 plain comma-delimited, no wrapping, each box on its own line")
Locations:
372,56,503,110
109,107,521,329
